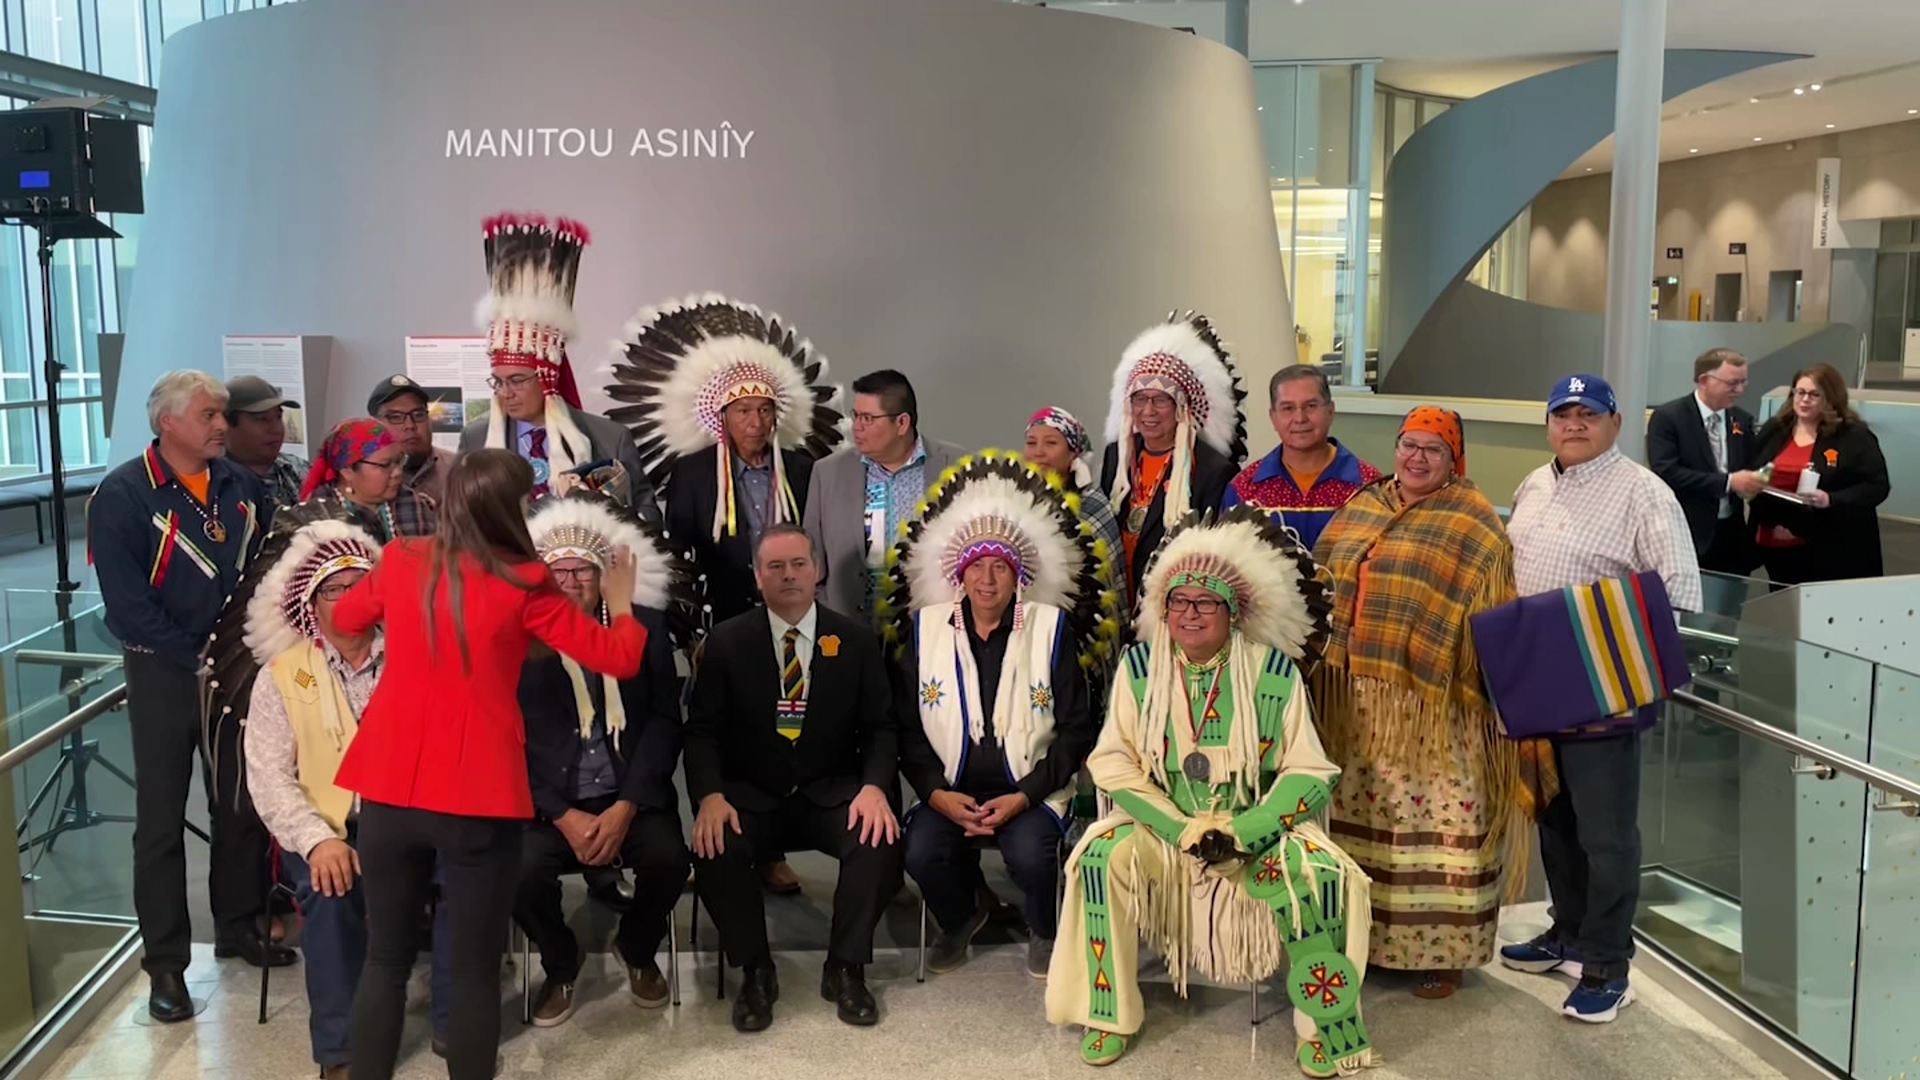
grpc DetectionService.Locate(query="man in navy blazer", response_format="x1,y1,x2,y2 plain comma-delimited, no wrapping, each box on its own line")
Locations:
1647,349,1769,576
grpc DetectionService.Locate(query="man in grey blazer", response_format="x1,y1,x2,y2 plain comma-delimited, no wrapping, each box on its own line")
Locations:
459,377,658,520
803,370,964,620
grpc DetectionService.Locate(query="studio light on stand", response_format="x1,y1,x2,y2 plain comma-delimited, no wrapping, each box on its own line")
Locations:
2,99,148,858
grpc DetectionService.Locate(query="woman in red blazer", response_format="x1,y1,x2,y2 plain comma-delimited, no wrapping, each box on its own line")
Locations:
336,450,645,1080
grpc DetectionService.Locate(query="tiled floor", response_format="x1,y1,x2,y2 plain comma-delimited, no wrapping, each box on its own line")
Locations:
33,895,1789,1080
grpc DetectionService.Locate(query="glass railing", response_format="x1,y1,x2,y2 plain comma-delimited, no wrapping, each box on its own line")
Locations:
1643,586,1920,1080
0,596,134,1074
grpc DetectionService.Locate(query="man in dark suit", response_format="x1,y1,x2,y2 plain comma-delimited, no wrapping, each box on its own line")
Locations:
668,395,814,625
1647,348,1768,576
513,581,689,1028
686,523,903,1033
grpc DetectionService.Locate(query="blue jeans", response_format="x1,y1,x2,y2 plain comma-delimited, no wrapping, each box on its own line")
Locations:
283,848,452,1067
904,802,1064,940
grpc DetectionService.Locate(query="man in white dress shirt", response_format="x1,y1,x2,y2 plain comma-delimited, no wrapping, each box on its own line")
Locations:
1499,373,1702,1026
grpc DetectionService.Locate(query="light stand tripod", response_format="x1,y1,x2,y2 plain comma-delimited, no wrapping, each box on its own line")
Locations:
8,201,171,860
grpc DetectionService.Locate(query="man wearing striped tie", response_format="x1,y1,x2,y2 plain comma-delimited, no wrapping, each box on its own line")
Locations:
685,523,903,1033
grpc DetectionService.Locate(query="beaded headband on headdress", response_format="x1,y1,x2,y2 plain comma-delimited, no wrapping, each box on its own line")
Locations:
1126,353,1210,425
475,213,589,408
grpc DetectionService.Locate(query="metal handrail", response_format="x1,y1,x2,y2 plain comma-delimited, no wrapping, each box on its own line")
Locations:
0,684,127,776
1672,688,1920,809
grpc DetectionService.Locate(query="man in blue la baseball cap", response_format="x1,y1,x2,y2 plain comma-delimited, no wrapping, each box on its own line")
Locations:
1544,374,1622,471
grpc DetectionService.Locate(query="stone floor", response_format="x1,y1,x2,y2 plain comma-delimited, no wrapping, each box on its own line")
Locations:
34,897,1790,1080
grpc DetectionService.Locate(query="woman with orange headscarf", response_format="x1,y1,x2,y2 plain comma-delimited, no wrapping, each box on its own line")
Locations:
1310,406,1553,1000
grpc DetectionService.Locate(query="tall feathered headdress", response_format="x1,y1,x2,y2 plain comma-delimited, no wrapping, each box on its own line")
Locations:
477,212,594,490
1104,311,1248,532
200,502,382,806
527,492,701,746
881,450,1123,672
1136,505,1330,664
604,293,844,540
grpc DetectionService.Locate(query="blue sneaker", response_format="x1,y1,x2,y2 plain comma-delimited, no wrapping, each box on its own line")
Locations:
1499,934,1584,979
1562,976,1635,1023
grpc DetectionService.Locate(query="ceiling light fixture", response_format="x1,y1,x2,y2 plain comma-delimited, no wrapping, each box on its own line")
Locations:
1793,87,1805,95
1749,97,1761,104
1753,136,1764,142
1810,83,1823,91
1910,108,1918,115
1826,123,1836,129
1689,148,1700,153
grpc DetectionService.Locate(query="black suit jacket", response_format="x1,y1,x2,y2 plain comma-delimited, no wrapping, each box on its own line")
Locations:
684,604,897,813
666,446,814,624
1098,436,1238,589
520,607,682,820
1647,393,1756,555
1746,417,1890,578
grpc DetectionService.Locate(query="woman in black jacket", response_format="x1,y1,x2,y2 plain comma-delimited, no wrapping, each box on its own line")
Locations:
1747,363,1891,585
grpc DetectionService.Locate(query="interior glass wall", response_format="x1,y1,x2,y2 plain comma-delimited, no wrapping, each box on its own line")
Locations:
1,1,278,479
1254,62,1374,386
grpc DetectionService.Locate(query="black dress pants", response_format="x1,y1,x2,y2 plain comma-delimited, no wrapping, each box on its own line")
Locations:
125,648,269,974
350,800,519,1080
513,798,690,983
1538,733,1643,981
692,791,902,970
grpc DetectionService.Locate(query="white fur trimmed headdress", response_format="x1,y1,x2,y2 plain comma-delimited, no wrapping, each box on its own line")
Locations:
1104,312,1248,532
527,492,687,614
476,213,594,489
1136,505,1330,664
526,492,697,747
605,293,845,540
881,450,1123,670
240,519,382,665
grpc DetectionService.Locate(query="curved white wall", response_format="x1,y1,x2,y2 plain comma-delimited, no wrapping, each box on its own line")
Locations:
112,0,1288,459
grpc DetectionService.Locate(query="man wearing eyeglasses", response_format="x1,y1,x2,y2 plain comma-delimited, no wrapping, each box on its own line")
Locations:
368,375,457,506
1221,365,1380,551
459,363,657,517
802,369,964,620
1647,349,1765,577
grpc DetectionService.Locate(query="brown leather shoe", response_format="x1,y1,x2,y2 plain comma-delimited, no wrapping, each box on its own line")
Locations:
321,1065,351,1080
530,980,577,1027
629,962,670,1008
759,861,802,895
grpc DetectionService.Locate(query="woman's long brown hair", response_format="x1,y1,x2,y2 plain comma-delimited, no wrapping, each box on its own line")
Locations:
1790,362,1863,436
422,448,540,671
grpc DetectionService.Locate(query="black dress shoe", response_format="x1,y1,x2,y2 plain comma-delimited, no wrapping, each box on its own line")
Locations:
147,971,194,1023
732,965,778,1033
584,868,635,912
215,936,298,968
820,962,878,1026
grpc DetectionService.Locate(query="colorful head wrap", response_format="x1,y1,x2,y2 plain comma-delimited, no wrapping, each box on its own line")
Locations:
299,419,394,500
1398,405,1466,477
1027,406,1091,457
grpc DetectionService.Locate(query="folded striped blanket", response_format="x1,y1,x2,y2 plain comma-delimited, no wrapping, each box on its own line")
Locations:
1468,572,1690,739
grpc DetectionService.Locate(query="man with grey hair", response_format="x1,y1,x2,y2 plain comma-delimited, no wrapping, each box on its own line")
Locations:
1647,347,1764,579
1221,364,1380,550
91,370,287,1025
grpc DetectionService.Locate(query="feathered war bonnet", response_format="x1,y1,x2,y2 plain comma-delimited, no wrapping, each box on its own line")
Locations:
1104,312,1248,531
477,212,594,488
526,491,701,747
605,294,844,541
880,450,1123,673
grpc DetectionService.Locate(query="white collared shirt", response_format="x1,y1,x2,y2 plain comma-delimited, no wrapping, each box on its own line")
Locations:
768,604,820,685
1694,392,1728,473
1509,447,1705,613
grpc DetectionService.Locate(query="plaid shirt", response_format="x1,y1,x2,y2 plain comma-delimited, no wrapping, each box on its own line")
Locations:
1508,448,1703,613
1078,485,1124,593
259,453,307,510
